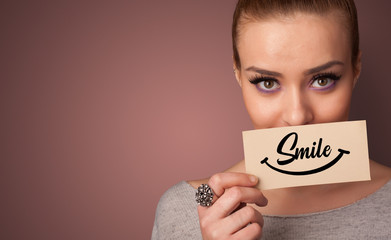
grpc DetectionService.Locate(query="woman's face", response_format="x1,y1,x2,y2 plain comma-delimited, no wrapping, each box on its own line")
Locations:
235,12,361,129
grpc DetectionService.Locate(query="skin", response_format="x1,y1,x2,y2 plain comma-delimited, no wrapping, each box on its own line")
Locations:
236,13,356,128
190,12,391,240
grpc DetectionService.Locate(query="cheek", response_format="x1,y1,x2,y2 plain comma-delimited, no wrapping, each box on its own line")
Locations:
311,87,353,122
242,84,281,129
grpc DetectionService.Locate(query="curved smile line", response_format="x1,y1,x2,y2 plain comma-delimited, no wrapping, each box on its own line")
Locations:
260,149,350,175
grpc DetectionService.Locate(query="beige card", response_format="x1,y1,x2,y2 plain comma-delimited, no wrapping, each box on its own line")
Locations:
243,120,371,190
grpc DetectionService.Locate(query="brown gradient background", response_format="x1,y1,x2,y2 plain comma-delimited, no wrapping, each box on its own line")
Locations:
1,1,391,239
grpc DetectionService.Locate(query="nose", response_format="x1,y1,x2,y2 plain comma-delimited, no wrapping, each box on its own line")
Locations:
282,88,314,126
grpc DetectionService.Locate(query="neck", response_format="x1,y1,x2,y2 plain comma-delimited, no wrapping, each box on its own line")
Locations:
227,159,374,195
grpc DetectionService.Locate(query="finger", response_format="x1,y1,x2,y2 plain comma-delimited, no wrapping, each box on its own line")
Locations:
232,202,246,214
211,186,267,218
208,172,258,197
197,202,247,223
224,205,264,233
198,205,233,240
232,222,262,240
198,205,263,239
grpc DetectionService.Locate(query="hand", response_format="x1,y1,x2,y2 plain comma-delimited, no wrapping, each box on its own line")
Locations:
197,172,268,240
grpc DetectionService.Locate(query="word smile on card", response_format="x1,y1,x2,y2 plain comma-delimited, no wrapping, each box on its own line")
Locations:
260,132,350,175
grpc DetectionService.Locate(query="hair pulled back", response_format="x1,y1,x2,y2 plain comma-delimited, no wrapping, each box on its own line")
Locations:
232,0,359,70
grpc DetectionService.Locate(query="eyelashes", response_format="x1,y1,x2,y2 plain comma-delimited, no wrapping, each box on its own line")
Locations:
248,72,342,93
249,76,281,93
309,72,341,91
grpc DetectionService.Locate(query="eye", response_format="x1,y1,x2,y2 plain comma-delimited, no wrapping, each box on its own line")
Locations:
310,73,341,90
311,78,333,88
249,76,280,93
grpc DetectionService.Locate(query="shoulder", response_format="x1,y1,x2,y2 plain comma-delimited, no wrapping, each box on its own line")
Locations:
152,181,202,239
156,181,197,211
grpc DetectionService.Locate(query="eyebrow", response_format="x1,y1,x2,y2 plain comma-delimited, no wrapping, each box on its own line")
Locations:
306,61,344,75
245,60,344,77
245,66,282,77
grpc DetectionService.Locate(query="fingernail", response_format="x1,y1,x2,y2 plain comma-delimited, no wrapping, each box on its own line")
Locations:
249,175,258,183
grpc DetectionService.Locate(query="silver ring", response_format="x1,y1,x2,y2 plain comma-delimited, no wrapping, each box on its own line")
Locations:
195,184,214,207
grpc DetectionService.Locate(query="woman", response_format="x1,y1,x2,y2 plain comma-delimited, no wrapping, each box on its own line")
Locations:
152,0,391,239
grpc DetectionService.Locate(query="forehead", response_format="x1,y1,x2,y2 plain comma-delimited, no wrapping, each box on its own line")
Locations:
237,12,351,71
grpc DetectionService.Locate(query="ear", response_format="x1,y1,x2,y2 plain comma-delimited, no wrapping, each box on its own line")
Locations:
234,67,242,88
233,57,242,88
353,50,362,88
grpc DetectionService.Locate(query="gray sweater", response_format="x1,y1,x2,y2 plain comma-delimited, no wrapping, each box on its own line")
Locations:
152,180,391,239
